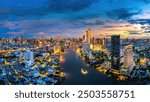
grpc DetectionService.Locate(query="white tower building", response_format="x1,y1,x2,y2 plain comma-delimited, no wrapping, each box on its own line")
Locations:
124,45,134,68
24,49,34,67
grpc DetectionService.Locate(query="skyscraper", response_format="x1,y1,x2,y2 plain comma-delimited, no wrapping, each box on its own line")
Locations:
54,43,61,55
82,42,90,52
83,35,85,42
102,38,106,49
124,45,134,67
111,35,120,70
85,28,91,43
24,49,34,67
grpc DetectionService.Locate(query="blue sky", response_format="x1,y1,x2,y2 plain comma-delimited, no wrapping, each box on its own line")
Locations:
0,0,150,38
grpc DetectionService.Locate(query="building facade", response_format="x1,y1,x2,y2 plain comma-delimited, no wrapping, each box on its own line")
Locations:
85,28,91,43
111,35,120,70
124,45,134,67
24,50,34,67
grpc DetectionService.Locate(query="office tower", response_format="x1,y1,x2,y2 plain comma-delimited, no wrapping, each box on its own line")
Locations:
21,35,24,45
33,37,36,44
54,43,61,55
95,38,100,44
24,50,34,67
90,37,103,51
88,50,93,59
85,28,91,43
91,37,95,44
82,43,90,52
102,38,106,49
90,43,101,51
15,37,18,45
83,35,85,42
111,35,120,70
124,45,134,67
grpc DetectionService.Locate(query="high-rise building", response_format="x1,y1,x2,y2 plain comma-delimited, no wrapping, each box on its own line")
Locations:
111,35,120,70
82,42,90,52
124,45,134,67
83,35,85,42
85,28,91,43
90,44,102,51
21,35,24,45
24,50,34,67
88,50,93,59
54,43,61,55
91,37,95,44
102,38,106,49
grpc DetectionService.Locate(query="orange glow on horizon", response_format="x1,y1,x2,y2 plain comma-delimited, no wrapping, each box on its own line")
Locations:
84,21,150,39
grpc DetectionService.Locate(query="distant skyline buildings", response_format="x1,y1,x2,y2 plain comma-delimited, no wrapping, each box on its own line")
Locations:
0,28,150,85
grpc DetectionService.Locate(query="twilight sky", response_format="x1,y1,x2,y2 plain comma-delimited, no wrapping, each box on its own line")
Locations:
0,0,150,38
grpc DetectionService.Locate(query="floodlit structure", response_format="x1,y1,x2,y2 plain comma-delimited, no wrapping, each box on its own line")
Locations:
85,28,91,43
54,44,61,55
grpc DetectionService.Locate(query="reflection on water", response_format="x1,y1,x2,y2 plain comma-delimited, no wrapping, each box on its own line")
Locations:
64,72,70,79
61,47,141,85
80,68,88,75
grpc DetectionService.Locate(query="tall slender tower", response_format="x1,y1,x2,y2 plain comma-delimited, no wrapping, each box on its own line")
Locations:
85,28,91,43
83,35,85,42
111,35,120,70
102,38,106,49
21,35,23,45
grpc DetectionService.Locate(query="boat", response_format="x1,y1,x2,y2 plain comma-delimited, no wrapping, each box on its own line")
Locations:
86,64,89,67
81,68,88,75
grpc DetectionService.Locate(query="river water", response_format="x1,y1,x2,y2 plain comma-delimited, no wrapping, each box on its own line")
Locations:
61,47,141,85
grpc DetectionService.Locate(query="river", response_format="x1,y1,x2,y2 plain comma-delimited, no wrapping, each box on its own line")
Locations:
61,46,141,85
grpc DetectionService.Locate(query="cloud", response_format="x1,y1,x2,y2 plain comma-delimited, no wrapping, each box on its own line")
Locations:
0,0,98,17
0,0,149,38
106,8,141,20
140,0,150,3
82,20,105,26
0,18,88,38
144,30,150,33
102,24,131,28
129,19,150,25
46,0,98,13
128,31,141,34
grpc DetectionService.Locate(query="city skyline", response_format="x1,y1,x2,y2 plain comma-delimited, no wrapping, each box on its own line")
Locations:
0,0,150,38
0,26,150,85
